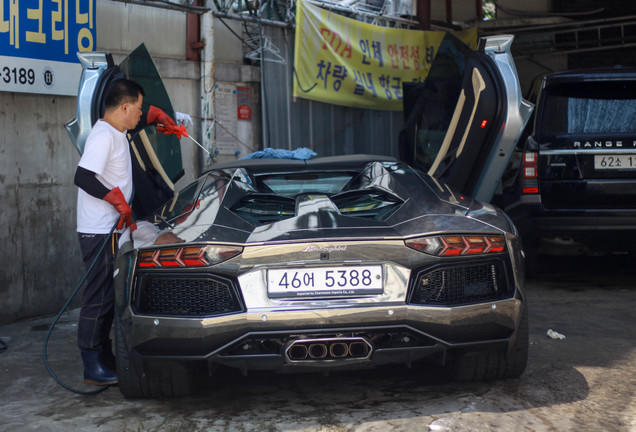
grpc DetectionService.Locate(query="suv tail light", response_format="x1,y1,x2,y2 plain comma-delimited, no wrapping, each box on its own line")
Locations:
405,235,505,256
522,152,539,194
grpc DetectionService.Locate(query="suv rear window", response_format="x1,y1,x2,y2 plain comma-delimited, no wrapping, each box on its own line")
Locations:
541,81,636,136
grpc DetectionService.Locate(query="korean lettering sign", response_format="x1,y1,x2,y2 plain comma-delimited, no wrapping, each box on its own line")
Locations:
1,0,95,95
294,0,464,111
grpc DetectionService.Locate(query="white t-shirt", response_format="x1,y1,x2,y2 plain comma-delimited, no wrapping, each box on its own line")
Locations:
76,120,133,234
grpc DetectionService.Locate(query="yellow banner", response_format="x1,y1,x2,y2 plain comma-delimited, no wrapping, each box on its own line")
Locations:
293,0,475,111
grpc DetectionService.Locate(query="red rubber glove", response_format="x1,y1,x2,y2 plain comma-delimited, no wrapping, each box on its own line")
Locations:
156,123,189,139
147,106,183,137
103,187,132,230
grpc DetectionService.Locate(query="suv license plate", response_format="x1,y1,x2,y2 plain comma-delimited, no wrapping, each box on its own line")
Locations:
594,154,636,170
267,266,383,298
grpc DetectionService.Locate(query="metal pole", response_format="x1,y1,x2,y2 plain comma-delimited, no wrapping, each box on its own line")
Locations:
417,0,431,30
200,3,216,169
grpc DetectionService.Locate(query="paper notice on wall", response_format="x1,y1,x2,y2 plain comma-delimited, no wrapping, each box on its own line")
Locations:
237,87,252,120
214,82,239,155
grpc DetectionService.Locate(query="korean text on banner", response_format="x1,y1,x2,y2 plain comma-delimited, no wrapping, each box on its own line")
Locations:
1,0,95,96
293,0,446,111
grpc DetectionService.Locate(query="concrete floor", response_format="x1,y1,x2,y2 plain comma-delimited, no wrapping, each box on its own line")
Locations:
1,255,635,432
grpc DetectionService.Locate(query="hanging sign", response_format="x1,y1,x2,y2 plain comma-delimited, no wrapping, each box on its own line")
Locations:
1,0,95,95
293,0,477,111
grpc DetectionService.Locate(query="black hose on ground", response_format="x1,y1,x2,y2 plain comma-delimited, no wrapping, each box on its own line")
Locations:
43,223,117,396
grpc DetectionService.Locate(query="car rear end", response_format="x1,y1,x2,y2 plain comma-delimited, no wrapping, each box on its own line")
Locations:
112,159,527,397
114,233,525,397
514,68,636,255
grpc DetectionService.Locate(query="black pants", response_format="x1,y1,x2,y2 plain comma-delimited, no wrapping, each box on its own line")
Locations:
77,232,118,352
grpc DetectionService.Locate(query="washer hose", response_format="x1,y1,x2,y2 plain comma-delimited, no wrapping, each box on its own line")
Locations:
43,223,118,395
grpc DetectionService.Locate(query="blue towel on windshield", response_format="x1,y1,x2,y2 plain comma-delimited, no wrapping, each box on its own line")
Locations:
241,147,317,160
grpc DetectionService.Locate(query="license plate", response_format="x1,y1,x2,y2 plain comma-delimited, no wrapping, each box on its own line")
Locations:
594,154,636,170
267,266,383,298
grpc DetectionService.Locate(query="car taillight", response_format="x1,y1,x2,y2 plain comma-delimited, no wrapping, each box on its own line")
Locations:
137,245,242,268
405,235,506,256
522,152,539,194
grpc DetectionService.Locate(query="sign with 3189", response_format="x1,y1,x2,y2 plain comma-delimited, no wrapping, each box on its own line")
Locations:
0,0,95,95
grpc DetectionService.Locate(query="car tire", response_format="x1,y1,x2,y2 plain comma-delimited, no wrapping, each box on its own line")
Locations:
502,303,529,379
114,310,146,398
450,304,529,381
145,365,195,398
114,310,195,398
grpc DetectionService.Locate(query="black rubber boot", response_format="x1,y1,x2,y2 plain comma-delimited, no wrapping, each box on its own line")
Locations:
81,350,118,386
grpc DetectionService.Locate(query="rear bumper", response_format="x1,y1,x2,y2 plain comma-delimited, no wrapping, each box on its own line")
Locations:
533,214,636,232
507,196,636,252
121,298,523,373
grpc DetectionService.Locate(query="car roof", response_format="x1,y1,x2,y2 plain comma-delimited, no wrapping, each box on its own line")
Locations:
208,154,400,174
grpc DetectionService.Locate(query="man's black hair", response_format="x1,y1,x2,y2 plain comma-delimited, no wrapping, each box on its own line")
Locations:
104,79,145,111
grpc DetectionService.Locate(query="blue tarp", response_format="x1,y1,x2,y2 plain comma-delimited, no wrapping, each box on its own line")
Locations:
241,147,317,160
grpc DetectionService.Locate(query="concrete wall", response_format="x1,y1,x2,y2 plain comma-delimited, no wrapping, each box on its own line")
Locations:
0,0,201,324
515,55,568,95
209,16,261,164
0,93,81,323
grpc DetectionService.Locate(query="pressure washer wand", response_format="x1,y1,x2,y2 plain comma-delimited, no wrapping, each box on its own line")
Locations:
157,123,210,155
186,134,210,155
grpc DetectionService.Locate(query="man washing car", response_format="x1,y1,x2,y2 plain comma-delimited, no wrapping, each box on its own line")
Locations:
73,78,181,385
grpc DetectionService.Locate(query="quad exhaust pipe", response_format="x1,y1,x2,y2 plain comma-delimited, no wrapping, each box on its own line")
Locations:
285,337,373,362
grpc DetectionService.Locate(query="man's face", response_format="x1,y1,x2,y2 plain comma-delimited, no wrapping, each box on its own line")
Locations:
123,94,144,130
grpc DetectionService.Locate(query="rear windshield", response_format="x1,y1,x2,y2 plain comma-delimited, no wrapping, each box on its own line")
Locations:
259,173,354,195
540,81,636,136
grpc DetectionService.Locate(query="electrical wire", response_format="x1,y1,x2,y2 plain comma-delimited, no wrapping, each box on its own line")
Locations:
278,29,318,94
217,16,259,50
43,223,118,396
292,65,317,93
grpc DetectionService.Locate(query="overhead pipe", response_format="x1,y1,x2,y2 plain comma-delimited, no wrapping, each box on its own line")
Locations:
213,10,292,29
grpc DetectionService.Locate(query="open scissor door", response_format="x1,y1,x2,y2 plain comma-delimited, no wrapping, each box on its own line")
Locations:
400,34,533,203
